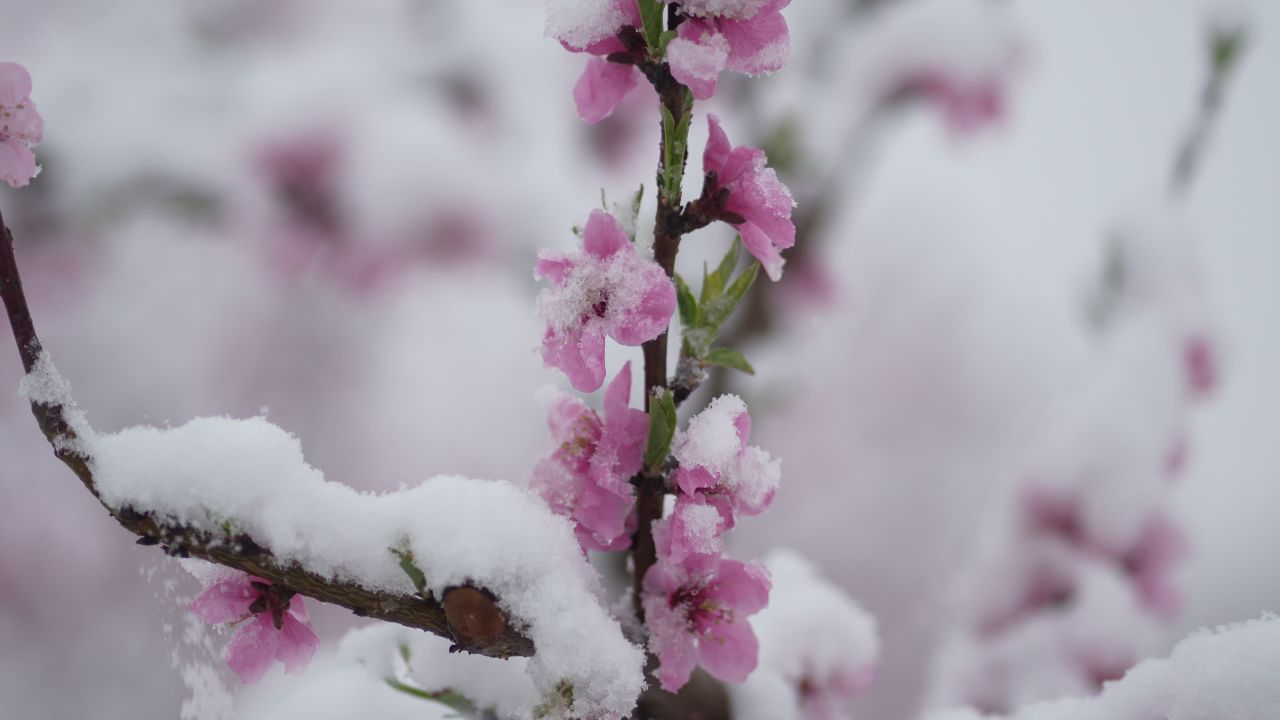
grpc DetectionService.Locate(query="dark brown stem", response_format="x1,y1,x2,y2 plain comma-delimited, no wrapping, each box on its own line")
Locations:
0,208,533,659
0,209,40,373
631,40,693,625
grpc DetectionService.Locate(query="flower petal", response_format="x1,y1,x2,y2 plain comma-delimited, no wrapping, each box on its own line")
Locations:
583,208,630,258
697,616,759,683
0,139,37,189
704,114,733,179
603,361,634,421
0,62,33,105
719,5,790,75
534,251,576,285
226,615,281,684
574,58,640,125
705,558,771,615
667,33,730,101
738,220,786,282
190,575,259,625
276,611,319,675
542,324,608,393
610,263,676,345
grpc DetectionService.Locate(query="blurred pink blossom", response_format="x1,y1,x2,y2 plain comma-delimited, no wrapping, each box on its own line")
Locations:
0,62,42,188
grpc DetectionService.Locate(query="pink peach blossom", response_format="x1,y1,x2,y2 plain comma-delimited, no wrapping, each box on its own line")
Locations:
191,572,318,684
673,394,781,528
535,209,676,392
563,0,644,123
666,0,790,100
531,362,648,550
642,552,771,691
702,115,795,281
0,62,43,188
654,496,729,573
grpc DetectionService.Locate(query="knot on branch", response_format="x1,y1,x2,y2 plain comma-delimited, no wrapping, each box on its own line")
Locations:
443,586,532,658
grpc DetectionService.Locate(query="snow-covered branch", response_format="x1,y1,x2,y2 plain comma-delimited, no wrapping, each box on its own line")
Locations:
1,210,646,718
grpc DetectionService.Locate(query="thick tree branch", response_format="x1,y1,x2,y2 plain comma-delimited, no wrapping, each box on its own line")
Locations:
0,208,533,660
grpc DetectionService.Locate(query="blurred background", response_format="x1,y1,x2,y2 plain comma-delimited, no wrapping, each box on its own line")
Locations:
1,0,1277,718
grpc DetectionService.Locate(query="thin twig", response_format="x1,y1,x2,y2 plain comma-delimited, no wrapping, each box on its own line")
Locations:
1170,21,1248,197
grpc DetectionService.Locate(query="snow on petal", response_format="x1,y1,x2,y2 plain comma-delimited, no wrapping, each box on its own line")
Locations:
536,209,675,391
718,0,791,75
667,33,731,101
655,498,727,571
673,394,781,521
642,553,771,693
673,0,773,20
701,116,796,281
546,0,630,50
676,394,750,475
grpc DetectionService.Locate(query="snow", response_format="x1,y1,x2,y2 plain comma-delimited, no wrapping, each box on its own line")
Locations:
732,445,783,512
16,350,92,451
679,502,725,556
544,0,627,50
340,624,538,717
852,0,1020,97
88,415,644,718
675,394,749,476
239,653,455,720
730,550,880,720
675,0,771,21
926,614,1280,720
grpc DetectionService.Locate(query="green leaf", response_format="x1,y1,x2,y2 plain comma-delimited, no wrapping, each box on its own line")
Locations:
1209,23,1247,75
699,238,740,308
390,548,428,595
657,29,677,55
705,256,758,328
675,273,698,328
637,0,665,53
659,101,692,204
704,347,755,375
385,679,474,714
534,680,577,719
643,389,678,474
628,184,644,229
